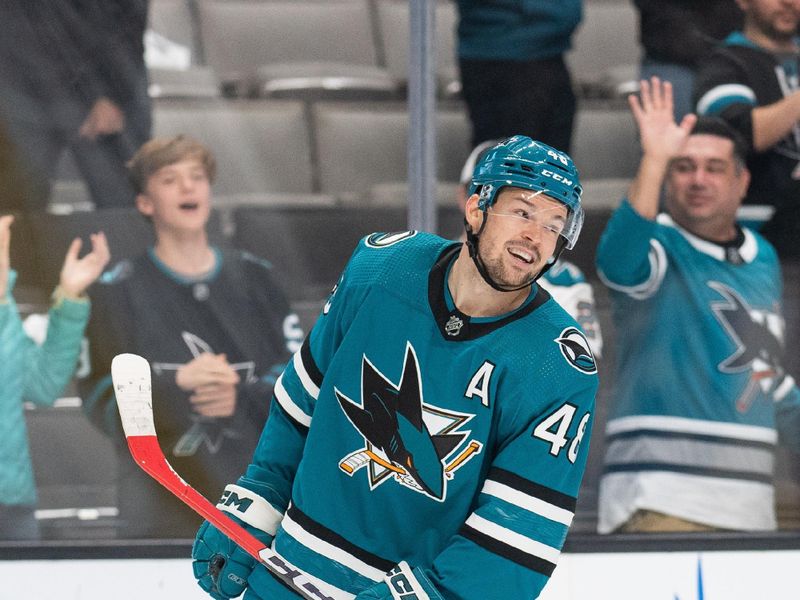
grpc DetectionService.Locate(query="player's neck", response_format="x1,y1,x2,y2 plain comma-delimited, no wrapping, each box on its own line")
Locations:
153,231,215,277
448,245,530,317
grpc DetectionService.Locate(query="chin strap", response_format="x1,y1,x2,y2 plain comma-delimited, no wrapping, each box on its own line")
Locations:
463,212,563,293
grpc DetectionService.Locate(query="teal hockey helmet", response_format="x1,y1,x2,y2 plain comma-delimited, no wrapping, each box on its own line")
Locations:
468,136,584,249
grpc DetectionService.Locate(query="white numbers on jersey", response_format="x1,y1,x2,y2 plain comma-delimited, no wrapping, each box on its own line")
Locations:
533,403,591,463
464,361,495,407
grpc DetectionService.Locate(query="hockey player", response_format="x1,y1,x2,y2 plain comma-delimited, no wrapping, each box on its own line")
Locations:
81,136,303,538
192,136,598,599
457,141,603,358
597,78,800,533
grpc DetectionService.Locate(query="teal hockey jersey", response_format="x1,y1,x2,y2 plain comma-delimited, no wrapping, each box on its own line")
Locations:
597,201,800,532
234,232,598,599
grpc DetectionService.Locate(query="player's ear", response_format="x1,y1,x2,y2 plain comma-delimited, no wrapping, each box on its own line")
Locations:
464,193,483,230
136,193,154,217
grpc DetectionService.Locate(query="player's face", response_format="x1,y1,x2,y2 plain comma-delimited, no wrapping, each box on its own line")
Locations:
137,158,212,233
665,134,750,236
467,187,566,288
740,0,800,41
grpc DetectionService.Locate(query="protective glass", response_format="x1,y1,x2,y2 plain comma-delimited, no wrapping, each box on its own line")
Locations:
486,194,583,249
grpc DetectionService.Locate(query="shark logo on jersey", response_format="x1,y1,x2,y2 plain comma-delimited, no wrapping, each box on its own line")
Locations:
709,281,786,412
335,342,482,501
151,332,255,455
555,327,597,374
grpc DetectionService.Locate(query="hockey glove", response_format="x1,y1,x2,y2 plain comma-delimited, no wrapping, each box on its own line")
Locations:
356,562,444,600
192,481,283,599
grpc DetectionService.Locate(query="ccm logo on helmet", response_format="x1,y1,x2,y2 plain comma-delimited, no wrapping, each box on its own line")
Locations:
540,169,573,187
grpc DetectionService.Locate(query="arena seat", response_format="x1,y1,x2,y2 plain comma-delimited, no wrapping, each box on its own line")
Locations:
375,0,461,98
196,0,395,98
231,204,463,301
572,106,641,180
312,102,471,201
147,0,220,98
153,99,314,194
26,399,119,540
567,1,641,98
27,208,226,290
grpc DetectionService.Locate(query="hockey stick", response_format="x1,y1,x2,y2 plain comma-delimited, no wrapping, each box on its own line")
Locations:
110,353,337,600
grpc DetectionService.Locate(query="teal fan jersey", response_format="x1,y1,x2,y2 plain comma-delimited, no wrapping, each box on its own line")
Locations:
240,232,598,599
597,201,800,533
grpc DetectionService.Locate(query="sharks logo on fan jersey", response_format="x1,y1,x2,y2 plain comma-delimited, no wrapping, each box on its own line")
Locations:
709,281,786,412
335,342,482,501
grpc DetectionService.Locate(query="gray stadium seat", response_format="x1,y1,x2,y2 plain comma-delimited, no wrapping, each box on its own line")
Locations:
312,102,471,201
376,0,460,98
566,2,641,98
153,99,314,194
366,181,460,208
571,106,640,180
197,0,395,98
148,66,221,99
28,208,226,290
148,0,202,64
232,205,461,301
26,400,119,540
147,0,221,98
580,177,629,210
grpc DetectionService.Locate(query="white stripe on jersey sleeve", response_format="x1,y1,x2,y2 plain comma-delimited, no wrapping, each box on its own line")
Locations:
481,480,574,526
281,512,385,582
464,513,562,565
606,414,777,443
274,373,312,427
697,83,756,115
598,239,667,300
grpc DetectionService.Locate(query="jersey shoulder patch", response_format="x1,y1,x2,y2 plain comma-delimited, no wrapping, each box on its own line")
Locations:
554,326,597,374
364,231,418,248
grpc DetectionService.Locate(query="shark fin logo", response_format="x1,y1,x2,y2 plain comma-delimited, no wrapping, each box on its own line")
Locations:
709,281,786,412
555,327,597,374
335,342,482,501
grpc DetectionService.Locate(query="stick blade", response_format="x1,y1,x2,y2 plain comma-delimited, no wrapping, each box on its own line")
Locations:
111,353,156,438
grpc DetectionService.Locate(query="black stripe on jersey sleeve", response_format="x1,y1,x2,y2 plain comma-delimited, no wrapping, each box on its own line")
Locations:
287,504,395,572
300,337,324,389
488,467,577,512
460,525,556,577
272,396,309,433
606,428,775,451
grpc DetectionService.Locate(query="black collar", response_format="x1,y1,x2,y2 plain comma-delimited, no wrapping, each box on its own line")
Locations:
427,244,551,342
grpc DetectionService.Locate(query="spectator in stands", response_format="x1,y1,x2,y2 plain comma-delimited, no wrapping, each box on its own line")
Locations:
456,141,603,357
633,0,743,120
80,136,304,538
0,2,151,211
693,0,800,258
597,77,800,533
0,214,109,540
456,0,581,152
693,0,800,386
